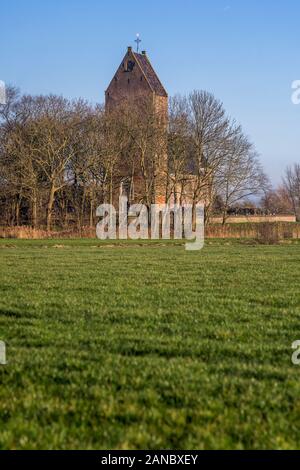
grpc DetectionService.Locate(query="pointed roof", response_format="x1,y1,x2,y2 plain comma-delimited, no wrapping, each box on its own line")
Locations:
133,52,168,98
105,48,168,99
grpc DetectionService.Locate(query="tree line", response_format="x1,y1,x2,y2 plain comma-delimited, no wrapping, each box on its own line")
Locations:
260,164,300,220
2,85,294,231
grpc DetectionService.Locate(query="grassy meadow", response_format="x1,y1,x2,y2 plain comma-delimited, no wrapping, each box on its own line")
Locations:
0,239,300,449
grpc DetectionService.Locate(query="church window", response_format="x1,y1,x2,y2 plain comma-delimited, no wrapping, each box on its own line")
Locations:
125,60,135,72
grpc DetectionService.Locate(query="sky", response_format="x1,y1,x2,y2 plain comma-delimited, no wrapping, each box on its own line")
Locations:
1,0,300,184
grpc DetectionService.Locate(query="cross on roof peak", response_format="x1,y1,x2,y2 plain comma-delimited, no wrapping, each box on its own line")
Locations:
134,33,142,53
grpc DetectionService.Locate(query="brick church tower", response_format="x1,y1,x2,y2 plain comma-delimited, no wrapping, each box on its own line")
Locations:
105,46,168,204
105,46,168,121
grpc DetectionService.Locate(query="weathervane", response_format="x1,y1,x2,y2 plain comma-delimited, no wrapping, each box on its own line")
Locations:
135,33,142,53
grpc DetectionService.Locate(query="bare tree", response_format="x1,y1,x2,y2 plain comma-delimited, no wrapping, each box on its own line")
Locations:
25,96,84,231
187,91,235,223
64,101,105,230
283,164,300,220
215,130,269,224
167,95,191,203
260,186,294,215
0,89,41,226
119,98,167,207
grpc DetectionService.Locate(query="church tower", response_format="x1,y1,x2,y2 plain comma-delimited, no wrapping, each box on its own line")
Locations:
105,46,168,120
105,46,168,204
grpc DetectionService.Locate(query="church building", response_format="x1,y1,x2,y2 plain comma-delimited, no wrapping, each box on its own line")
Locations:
105,46,168,204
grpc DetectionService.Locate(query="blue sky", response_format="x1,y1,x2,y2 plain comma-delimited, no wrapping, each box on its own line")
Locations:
1,0,300,184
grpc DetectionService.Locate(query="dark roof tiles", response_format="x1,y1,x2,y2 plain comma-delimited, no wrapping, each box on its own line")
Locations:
134,53,168,98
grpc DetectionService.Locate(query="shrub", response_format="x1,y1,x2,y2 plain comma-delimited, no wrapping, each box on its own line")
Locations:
256,223,280,245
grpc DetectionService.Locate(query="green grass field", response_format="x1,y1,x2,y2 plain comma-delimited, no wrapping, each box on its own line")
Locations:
0,239,300,450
